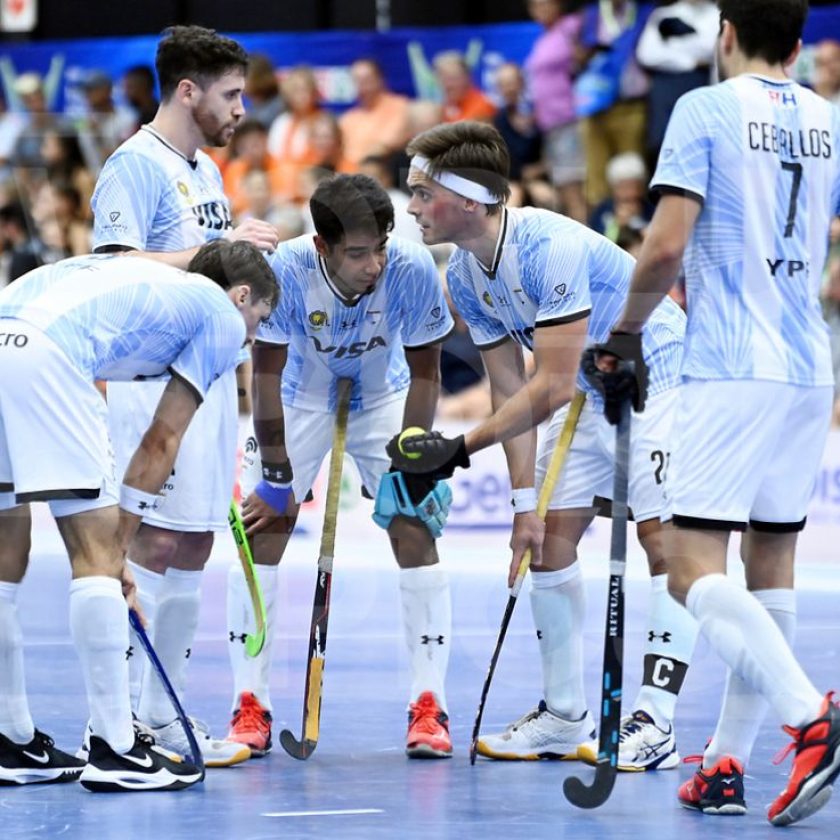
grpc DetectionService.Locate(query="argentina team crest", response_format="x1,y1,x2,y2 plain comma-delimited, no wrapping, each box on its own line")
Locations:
308,310,328,329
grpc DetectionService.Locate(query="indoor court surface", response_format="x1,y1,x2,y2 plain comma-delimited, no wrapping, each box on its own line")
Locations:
6,512,840,840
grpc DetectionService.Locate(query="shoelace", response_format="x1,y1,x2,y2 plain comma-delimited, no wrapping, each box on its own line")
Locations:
619,717,642,741
682,754,703,765
233,701,269,732
409,700,445,735
33,730,55,749
136,731,156,748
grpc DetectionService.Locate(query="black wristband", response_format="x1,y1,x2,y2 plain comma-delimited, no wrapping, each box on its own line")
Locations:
261,460,293,484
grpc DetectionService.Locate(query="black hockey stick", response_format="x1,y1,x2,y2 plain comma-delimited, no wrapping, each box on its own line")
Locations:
128,608,206,779
469,392,585,764
280,378,352,760
563,396,631,808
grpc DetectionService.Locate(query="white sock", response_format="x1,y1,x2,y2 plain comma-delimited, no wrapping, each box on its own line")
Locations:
69,576,134,754
399,565,452,712
633,574,697,725
138,567,202,727
227,563,278,712
686,574,822,729
126,560,164,712
705,588,796,768
0,582,34,743
530,564,587,720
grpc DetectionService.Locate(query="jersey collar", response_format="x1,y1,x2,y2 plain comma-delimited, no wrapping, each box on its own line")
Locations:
317,253,372,307
141,125,199,170
474,207,509,280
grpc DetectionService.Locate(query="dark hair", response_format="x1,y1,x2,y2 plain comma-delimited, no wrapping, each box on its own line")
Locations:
187,239,278,309
0,202,29,230
156,25,248,101
309,174,394,246
124,64,156,90
718,0,808,65
405,121,511,214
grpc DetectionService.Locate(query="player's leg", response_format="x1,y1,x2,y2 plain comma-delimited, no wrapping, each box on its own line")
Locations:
477,402,601,760
359,396,454,757
226,406,323,754
620,388,697,771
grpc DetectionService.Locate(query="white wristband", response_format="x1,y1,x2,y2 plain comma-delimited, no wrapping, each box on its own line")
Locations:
511,487,537,514
119,484,163,516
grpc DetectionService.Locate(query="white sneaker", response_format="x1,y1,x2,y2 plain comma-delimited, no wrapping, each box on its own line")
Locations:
151,717,251,768
476,701,596,760
579,709,680,771
77,719,179,763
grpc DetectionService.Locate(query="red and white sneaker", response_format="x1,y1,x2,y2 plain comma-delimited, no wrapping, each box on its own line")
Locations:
768,692,840,826
227,692,272,757
677,753,747,815
406,691,452,759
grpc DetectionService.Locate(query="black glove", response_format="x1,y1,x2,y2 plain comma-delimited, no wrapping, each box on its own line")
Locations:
658,16,697,39
581,331,649,425
385,431,470,481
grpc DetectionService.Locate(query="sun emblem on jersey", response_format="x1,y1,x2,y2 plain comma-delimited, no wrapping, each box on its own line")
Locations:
308,310,328,329
482,291,495,309
177,181,190,197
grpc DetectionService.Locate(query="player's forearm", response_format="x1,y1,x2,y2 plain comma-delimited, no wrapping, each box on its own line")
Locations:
614,256,682,333
403,370,441,430
253,386,289,465
492,387,538,490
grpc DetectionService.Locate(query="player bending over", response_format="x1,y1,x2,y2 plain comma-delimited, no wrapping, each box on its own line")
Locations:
226,174,458,758
388,121,696,771
591,0,840,825
0,240,277,791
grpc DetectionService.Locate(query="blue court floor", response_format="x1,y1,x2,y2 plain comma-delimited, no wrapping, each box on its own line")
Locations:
6,522,840,840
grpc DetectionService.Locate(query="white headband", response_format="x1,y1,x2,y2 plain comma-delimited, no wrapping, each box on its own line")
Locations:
410,155,500,205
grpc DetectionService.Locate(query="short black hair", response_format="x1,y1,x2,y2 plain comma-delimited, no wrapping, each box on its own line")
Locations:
309,174,394,247
718,0,808,65
0,202,28,230
156,25,248,101
187,239,278,310
124,64,156,90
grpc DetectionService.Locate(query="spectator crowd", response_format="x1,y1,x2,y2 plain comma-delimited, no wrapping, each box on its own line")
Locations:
2,0,840,421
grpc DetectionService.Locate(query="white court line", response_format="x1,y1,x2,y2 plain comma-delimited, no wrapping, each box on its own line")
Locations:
262,809,384,818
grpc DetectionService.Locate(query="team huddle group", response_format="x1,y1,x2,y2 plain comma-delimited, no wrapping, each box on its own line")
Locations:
1,0,839,828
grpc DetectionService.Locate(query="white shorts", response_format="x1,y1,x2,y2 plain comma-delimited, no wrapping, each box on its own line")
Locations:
108,368,238,532
536,389,677,523
0,320,117,517
241,393,406,502
666,379,833,531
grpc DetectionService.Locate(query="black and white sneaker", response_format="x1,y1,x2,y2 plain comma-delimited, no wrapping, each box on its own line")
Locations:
79,731,204,792
0,729,85,786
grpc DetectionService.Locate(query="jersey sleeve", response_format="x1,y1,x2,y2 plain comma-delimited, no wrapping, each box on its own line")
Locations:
169,310,246,403
650,89,714,204
446,261,508,348
91,152,164,250
524,233,592,327
399,248,455,348
255,249,291,345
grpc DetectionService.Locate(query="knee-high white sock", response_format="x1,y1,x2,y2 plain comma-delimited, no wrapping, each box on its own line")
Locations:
126,560,164,712
686,574,822,729
0,582,34,743
530,564,587,720
704,588,796,768
138,567,202,727
69,576,134,754
633,574,698,724
227,563,278,712
399,565,452,712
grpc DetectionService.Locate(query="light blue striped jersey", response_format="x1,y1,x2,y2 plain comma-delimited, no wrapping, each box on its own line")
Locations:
91,125,233,252
446,207,685,401
0,255,245,400
259,235,454,412
652,75,840,386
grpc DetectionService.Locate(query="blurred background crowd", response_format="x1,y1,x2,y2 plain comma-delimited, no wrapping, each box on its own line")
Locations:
2,0,840,422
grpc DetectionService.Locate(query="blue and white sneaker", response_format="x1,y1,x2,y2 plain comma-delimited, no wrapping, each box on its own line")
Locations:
580,709,679,771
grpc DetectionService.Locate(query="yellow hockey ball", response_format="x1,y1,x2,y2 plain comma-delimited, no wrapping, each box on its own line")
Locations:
398,427,426,459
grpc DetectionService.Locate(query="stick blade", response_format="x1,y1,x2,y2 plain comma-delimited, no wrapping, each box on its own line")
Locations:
563,764,617,809
245,630,265,658
279,728,316,760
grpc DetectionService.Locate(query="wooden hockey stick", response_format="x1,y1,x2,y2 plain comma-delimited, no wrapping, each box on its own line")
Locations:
280,378,352,759
469,391,586,764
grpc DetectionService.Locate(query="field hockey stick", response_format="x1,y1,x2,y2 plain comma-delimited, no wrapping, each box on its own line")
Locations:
563,393,632,808
469,390,586,765
228,500,267,657
280,377,352,760
128,608,206,778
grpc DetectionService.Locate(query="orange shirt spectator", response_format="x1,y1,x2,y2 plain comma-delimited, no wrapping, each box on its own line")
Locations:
339,58,409,167
223,120,282,217
434,51,497,123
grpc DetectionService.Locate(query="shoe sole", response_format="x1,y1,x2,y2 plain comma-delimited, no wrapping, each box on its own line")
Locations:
79,766,203,793
769,743,840,826
475,742,580,761
679,800,747,816
200,744,252,768
406,744,452,759
0,767,84,786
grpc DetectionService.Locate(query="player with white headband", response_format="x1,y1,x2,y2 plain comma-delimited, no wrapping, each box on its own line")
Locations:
389,121,695,772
